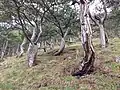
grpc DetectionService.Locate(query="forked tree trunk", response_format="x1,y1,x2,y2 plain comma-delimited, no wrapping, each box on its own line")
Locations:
89,0,108,48
27,27,37,67
54,37,65,56
27,21,42,67
72,1,95,77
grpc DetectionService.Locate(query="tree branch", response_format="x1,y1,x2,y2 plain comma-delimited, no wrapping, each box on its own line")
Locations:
12,0,33,44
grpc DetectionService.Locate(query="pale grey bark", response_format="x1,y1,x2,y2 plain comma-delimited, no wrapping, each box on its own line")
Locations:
89,0,108,48
27,21,42,67
27,44,38,67
27,26,37,67
72,1,95,76
99,24,106,48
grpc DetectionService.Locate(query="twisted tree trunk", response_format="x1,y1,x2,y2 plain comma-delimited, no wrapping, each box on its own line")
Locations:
54,29,69,56
54,37,65,56
72,0,95,77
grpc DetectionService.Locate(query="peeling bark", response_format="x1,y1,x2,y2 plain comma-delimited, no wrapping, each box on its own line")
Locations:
72,1,95,77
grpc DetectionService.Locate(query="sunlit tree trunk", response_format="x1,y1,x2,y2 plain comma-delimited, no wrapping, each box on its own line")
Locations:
72,1,95,77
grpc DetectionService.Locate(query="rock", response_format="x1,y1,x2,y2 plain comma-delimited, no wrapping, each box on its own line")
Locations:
115,56,120,63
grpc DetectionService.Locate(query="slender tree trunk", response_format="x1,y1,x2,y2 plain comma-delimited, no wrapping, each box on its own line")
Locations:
43,41,47,52
54,29,69,56
16,43,20,57
72,1,95,77
105,32,109,45
19,37,27,57
1,41,8,60
99,24,106,48
54,37,65,56
27,27,37,67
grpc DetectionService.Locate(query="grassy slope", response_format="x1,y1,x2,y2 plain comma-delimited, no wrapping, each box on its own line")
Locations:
0,38,120,90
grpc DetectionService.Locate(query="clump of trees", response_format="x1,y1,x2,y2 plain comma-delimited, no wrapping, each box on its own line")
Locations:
0,0,120,76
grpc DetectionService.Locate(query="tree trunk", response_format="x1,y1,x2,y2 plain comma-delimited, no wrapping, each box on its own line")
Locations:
99,24,106,48
72,1,95,77
1,41,8,60
49,39,54,50
19,37,27,57
54,29,69,56
27,19,43,67
54,37,65,56
105,32,109,45
16,43,20,57
27,27,37,67
27,44,38,67
43,41,47,52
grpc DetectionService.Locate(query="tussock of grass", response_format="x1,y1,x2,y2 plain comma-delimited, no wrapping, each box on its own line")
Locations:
0,38,120,90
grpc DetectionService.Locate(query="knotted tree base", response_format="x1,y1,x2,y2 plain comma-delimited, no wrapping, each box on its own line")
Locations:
72,48,95,77
72,65,94,77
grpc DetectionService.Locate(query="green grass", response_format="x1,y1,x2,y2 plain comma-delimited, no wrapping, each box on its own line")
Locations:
0,38,120,90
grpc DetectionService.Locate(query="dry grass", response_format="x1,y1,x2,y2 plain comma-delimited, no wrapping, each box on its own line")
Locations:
0,38,120,90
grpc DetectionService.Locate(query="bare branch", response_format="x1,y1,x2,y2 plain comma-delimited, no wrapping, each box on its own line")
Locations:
12,0,33,44
101,0,107,24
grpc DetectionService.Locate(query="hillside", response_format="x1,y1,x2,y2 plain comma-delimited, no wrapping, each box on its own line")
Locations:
0,38,120,90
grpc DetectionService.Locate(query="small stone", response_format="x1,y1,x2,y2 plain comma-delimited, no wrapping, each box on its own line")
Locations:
115,56,120,63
